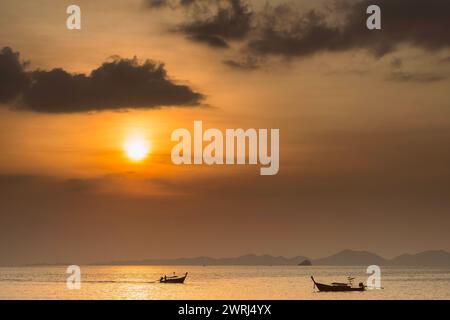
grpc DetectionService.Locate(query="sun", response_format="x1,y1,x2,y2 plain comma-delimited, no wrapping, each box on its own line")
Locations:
123,136,150,161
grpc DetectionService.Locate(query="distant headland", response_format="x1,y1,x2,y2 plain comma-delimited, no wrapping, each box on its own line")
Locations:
92,249,450,267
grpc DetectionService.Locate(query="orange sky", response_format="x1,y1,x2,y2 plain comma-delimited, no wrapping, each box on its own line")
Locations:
1,0,450,264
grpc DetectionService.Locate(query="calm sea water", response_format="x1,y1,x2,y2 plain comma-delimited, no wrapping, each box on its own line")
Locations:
0,266,449,300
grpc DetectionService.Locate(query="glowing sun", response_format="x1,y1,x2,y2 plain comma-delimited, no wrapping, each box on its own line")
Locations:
124,136,150,161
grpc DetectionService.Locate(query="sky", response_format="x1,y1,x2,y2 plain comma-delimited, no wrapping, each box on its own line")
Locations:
0,0,450,265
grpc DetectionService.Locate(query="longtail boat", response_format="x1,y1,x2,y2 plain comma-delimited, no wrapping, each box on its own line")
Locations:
160,272,188,284
311,276,365,292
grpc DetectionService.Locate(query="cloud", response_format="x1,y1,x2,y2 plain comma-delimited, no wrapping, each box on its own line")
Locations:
247,0,450,58
146,0,450,66
0,47,29,103
147,0,253,48
386,57,448,83
187,34,230,48
145,0,171,8
178,0,252,48
0,47,203,113
145,0,195,8
222,56,259,70
387,71,447,83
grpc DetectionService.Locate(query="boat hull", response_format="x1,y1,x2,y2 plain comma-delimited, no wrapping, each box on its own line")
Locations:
160,273,187,284
311,276,365,292
315,282,364,292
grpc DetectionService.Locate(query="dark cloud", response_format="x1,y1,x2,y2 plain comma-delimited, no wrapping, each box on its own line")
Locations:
145,0,170,8
178,0,252,48
188,34,230,48
147,0,450,66
223,56,259,70
248,7,345,58
247,0,450,58
0,47,29,103
144,0,195,9
0,47,203,113
147,0,253,48
21,58,203,113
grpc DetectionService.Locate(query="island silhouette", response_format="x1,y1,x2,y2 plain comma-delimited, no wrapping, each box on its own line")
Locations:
91,249,450,267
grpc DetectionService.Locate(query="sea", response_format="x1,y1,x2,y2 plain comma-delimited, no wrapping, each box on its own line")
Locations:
0,266,449,300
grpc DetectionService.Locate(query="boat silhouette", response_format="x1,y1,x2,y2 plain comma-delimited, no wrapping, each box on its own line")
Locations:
159,272,188,284
311,276,365,292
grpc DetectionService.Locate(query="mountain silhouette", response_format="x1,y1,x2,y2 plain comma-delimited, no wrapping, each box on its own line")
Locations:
390,250,450,266
95,250,450,266
312,250,388,266
99,254,308,266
